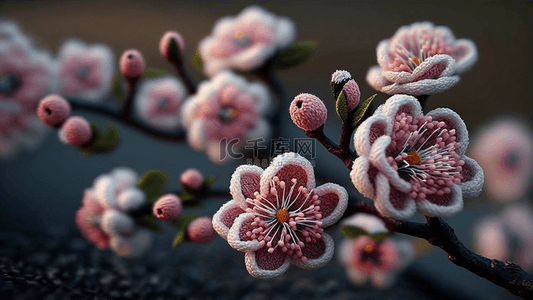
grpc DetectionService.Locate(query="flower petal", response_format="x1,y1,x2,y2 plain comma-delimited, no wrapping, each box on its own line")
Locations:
382,54,456,84
371,270,396,288
458,156,484,199
379,94,422,121
346,268,369,286
350,156,378,198
260,152,315,195
369,135,411,193
366,65,389,91
453,39,478,74
374,173,416,220
94,175,117,208
380,75,460,96
227,213,263,252
187,119,207,151
245,246,290,278
212,200,245,240
341,213,388,235
354,114,392,157
473,216,508,260
294,232,335,269
229,164,263,208
314,183,348,227
426,107,469,156
417,184,463,217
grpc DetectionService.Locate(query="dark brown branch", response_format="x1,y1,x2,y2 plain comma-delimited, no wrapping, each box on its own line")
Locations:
120,77,139,119
342,201,533,298
339,109,357,157
170,59,197,95
304,126,354,168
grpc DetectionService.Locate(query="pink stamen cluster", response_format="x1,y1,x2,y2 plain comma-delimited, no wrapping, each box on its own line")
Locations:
388,29,453,73
387,112,464,200
243,176,323,263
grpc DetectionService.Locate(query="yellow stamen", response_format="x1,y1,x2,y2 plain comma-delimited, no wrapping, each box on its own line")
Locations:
364,244,374,253
405,151,421,165
276,208,289,224
412,57,420,65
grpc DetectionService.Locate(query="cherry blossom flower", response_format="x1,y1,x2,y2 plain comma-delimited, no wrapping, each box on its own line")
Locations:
350,95,484,219
56,39,114,102
366,22,477,96
469,118,533,202
181,71,271,164
198,5,296,77
212,152,348,278
134,77,186,131
75,167,153,256
339,235,414,288
473,203,533,271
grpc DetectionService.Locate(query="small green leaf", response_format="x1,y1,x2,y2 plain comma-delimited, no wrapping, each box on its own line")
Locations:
79,123,120,157
192,50,203,71
172,231,185,248
136,215,163,233
370,233,389,242
341,225,367,239
143,68,167,79
137,170,169,205
203,175,217,188
351,94,377,127
171,215,199,229
112,73,126,101
273,41,318,70
180,190,194,202
335,91,349,124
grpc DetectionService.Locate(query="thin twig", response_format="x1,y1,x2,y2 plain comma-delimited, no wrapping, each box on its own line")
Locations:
305,126,354,168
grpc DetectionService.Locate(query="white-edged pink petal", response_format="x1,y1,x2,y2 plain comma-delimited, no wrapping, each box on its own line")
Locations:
380,75,460,96
458,156,484,199
379,94,423,121
366,65,389,91
229,164,263,209
354,114,392,157
212,200,245,240
227,213,263,252
453,39,478,74
260,152,316,195
416,184,463,217
342,213,388,236
314,183,348,227
187,119,207,151
426,107,469,156
293,233,335,269
244,247,291,279
350,156,376,198
369,135,411,193
382,55,456,84
374,173,416,220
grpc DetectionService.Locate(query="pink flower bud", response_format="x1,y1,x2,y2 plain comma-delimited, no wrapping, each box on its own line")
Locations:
289,93,327,131
61,116,92,147
159,31,185,59
120,49,145,79
342,79,361,111
187,217,215,244
180,168,204,190
153,194,182,220
37,94,71,127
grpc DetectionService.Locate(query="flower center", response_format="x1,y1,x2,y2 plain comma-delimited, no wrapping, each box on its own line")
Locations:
244,177,323,263
275,208,289,223
220,106,238,122
0,73,20,95
391,113,464,200
233,33,252,48
76,67,90,79
504,151,520,170
364,244,374,253
158,97,168,109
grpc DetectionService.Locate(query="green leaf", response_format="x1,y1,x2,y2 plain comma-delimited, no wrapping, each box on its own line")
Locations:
112,73,126,101
172,231,186,248
137,170,169,205
180,190,194,202
143,67,167,79
79,123,120,157
335,91,349,124
370,233,389,242
351,94,377,127
136,215,163,233
171,215,199,229
273,41,318,70
203,175,217,188
341,225,367,239
192,50,203,71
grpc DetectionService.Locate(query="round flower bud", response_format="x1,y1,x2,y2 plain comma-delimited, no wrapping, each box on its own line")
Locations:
60,116,92,147
159,31,185,59
120,49,145,79
180,168,204,190
289,93,327,131
187,217,215,244
100,210,135,237
37,94,71,127
342,79,361,111
153,194,182,220
331,70,352,99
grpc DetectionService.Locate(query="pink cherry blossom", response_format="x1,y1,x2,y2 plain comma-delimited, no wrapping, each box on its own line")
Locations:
181,71,271,164
134,77,186,131
469,118,533,202
350,95,484,219
75,189,110,249
366,22,477,95
56,39,114,102
339,236,414,288
198,5,296,76
212,152,348,278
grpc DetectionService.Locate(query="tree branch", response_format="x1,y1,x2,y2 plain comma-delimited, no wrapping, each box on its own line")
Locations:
304,126,355,168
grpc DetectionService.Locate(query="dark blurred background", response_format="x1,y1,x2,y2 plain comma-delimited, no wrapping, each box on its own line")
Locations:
0,0,532,299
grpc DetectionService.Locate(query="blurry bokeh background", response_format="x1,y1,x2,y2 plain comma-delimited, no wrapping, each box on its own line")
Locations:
1,0,532,299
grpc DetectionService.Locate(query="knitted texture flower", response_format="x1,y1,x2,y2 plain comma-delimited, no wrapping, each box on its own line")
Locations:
134,77,186,131
339,235,414,288
181,71,271,164
75,167,153,257
56,39,114,102
350,95,484,219
0,30,52,158
198,5,296,77
212,152,348,278
366,22,477,96
469,118,533,202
